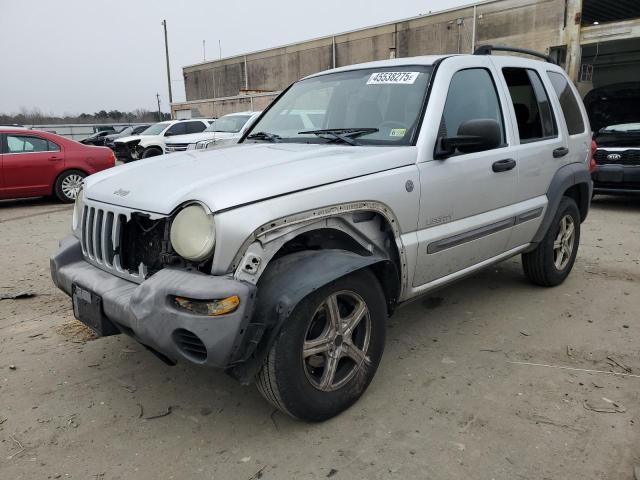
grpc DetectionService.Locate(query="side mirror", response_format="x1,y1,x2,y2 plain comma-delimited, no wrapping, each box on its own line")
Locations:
164,131,174,137
435,119,502,159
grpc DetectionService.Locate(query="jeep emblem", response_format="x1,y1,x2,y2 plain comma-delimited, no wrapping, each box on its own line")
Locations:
607,153,622,161
113,188,130,197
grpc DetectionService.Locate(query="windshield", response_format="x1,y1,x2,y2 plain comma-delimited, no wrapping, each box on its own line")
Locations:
117,127,133,136
245,66,433,146
205,115,252,133
140,122,170,136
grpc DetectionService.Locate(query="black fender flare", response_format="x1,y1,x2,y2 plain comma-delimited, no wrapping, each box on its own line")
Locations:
225,249,397,384
530,162,593,245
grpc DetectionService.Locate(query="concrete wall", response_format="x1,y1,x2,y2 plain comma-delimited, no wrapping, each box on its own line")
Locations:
171,92,279,119
177,0,581,115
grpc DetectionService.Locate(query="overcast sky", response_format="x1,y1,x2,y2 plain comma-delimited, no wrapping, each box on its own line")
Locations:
0,0,475,115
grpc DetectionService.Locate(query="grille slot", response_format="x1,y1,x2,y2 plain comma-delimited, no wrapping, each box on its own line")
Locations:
595,149,640,166
173,329,208,362
166,143,190,152
79,204,146,283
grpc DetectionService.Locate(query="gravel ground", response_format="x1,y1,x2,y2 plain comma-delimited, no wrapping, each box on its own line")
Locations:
0,195,638,480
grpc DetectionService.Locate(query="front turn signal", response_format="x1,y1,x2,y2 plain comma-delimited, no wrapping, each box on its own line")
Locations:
174,295,240,316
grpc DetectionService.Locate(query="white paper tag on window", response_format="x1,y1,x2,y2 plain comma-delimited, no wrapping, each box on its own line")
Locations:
366,72,420,85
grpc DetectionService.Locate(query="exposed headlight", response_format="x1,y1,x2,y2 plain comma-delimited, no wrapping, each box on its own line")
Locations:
195,139,216,150
72,187,85,236
170,204,216,261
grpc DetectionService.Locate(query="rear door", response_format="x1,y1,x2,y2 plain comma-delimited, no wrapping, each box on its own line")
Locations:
491,58,567,248
2,133,63,197
413,56,518,286
546,70,590,166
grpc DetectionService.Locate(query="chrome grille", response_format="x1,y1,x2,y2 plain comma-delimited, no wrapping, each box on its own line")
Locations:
165,143,190,152
595,149,640,166
80,204,146,282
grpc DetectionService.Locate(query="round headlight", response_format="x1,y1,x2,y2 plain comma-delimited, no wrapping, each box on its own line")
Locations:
72,187,85,234
170,204,216,261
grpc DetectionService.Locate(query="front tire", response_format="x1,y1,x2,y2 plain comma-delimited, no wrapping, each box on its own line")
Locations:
256,269,387,421
141,147,163,158
522,196,581,286
54,170,86,203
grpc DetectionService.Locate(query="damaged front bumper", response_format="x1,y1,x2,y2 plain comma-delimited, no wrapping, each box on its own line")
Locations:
50,235,257,368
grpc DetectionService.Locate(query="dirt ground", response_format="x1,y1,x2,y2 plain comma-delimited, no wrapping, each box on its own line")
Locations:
0,195,638,480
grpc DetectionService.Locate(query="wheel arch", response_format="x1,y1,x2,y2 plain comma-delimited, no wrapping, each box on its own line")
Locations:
531,162,593,245
226,248,396,385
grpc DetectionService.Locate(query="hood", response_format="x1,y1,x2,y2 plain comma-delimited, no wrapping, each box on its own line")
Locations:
584,82,640,132
166,131,239,145
85,143,416,215
114,135,145,144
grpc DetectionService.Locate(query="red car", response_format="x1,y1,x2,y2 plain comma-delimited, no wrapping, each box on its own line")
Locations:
0,128,115,202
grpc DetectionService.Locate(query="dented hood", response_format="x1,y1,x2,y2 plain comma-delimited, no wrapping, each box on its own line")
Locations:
85,142,416,215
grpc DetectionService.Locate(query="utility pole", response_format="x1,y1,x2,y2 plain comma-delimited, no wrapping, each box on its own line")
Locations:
161,19,173,104
218,39,222,59
203,39,206,61
156,93,162,121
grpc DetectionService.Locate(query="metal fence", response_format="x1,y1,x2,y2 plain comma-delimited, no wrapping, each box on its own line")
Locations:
23,123,139,141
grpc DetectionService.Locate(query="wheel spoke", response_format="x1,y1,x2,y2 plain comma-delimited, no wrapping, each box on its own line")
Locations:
563,221,574,242
303,336,332,358
319,354,339,390
343,300,367,337
553,238,563,249
325,294,342,334
343,341,368,366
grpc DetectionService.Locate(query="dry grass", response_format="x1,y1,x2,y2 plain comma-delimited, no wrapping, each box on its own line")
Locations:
55,319,97,343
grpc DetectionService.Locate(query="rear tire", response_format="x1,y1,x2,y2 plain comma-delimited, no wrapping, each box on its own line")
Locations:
256,269,387,422
141,147,163,158
54,170,86,203
522,196,580,287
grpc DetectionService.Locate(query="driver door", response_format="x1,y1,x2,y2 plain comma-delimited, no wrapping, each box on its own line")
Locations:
413,57,518,286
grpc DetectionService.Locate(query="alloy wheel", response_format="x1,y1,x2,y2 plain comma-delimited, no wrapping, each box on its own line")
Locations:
61,174,84,200
553,214,575,270
302,291,372,392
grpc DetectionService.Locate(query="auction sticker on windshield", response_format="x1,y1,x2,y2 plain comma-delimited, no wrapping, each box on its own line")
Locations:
367,72,420,85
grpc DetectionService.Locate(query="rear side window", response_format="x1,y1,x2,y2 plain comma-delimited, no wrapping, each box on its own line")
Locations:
48,140,60,152
165,123,187,136
503,68,558,142
185,121,206,134
547,71,585,135
440,68,505,146
6,135,51,153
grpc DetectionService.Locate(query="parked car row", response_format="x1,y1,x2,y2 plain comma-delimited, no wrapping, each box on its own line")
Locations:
165,111,262,153
112,118,214,162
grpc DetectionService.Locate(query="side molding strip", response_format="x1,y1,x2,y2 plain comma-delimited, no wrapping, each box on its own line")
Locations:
515,207,544,224
427,217,516,254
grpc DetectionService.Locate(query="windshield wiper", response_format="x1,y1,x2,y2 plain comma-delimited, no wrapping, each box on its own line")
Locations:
298,128,379,146
246,131,282,142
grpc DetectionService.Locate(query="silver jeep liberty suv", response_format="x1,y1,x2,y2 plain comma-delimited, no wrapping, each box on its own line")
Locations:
51,46,593,421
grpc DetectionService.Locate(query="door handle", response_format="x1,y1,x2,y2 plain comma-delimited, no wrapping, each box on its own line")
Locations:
492,159,516,172
48,155,61,161
553,147,569,158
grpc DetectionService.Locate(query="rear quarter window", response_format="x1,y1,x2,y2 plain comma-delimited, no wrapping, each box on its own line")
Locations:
547,72,585,135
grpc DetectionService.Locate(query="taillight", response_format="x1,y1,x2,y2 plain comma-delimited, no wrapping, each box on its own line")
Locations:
589,140,597,173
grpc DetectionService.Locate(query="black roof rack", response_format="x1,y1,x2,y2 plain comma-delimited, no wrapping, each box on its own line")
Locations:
473,45,557,65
